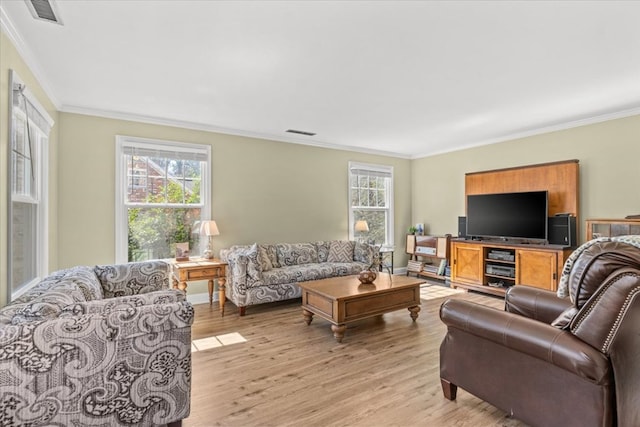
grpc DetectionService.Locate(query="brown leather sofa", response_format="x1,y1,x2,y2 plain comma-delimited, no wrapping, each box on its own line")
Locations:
439,240,640,427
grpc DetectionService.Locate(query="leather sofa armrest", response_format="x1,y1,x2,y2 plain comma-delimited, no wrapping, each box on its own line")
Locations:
440,298,611,384
505,285,572,324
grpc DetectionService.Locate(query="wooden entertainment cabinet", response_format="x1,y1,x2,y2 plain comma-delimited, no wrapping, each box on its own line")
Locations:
451,159,579,296
450,239,573,295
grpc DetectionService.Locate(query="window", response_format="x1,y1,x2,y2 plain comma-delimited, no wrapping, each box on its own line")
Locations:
115,136,211,263
8,70,53,300
348,162,394,246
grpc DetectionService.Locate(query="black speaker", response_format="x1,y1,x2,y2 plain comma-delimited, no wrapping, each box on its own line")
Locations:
458,216,467,238
548,216,577,247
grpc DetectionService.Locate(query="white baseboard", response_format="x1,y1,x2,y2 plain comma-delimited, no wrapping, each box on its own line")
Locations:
187,292,214,305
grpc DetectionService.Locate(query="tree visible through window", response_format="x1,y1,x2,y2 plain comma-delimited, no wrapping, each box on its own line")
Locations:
349,162,394,246
116,137,210,263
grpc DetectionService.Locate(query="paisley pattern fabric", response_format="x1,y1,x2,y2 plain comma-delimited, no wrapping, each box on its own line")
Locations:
224,240,369,311
0,267,104,326
315,241,331,263
354,242,376,265
261,244,279,269
0,261,193,426
95,260,170,298
258,244,274,271
276,243,319,266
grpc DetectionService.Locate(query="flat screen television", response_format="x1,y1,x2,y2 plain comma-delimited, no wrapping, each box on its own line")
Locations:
466,190,548,242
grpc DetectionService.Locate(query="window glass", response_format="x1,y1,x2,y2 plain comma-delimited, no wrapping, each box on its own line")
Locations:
116,138,210,263
349,162,394,246
9,71,52,301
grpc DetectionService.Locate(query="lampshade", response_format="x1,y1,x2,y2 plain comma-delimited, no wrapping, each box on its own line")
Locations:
355,220,369,232
200,220,220,236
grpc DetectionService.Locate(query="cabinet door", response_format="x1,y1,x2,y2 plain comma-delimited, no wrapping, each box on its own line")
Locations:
516,250,558,291
451,243,483,285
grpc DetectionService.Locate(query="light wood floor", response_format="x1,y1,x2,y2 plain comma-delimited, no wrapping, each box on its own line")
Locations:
185,287,528,427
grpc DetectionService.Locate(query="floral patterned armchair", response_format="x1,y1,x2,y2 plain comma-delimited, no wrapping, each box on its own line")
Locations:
0,260,193,426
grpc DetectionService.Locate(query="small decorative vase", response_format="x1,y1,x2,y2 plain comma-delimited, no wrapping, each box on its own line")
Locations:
358,269,377,284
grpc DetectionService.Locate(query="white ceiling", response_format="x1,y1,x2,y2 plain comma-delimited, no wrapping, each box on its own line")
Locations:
2,1,639,158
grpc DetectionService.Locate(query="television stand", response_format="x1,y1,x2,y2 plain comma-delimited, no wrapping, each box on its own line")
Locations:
449,239,573,296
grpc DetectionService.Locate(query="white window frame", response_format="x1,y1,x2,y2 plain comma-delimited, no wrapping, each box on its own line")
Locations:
8,70,52,301
115,136,211,263
348,161,394,246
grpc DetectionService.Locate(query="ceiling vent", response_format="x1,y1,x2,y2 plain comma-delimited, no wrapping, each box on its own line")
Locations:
286,129,316,136
24,0,63,25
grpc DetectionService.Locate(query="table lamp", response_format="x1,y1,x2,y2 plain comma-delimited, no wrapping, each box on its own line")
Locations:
200,220,220,259
355,220,369,243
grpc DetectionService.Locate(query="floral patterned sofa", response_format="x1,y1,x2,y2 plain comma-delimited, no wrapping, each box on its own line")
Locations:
0,260,193,427
221,240,375,316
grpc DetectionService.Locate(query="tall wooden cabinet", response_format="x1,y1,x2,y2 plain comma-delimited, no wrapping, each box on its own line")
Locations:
585,218,640,241
450,239,572,296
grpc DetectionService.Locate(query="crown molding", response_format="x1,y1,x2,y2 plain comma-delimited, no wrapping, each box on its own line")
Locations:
61,105,413,159
412,106,640,160
0,5,61,109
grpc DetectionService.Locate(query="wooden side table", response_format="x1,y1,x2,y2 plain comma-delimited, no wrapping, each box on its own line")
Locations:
171,259,228,315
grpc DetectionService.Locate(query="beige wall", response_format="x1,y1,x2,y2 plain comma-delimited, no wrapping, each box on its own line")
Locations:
0,32,59,307
58,113,413,295
411,114,640,244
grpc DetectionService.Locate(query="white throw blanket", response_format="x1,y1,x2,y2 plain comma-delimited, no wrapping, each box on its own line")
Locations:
557,235,640,299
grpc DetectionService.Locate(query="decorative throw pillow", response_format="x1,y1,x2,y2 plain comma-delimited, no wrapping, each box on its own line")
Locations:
354,242,375,265
243,243,263,277
551,306,578,329
315,241,331,263
258,245,273,271
327,240,355,263
263,244,279,269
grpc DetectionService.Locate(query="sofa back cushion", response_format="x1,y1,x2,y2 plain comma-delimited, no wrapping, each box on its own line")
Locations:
552,237,640,329
276,243,319,266
327,240,355,263
6,267,102,325
567,239,640,308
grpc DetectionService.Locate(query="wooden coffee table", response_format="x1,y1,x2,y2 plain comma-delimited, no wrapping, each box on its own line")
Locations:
299,273,425,342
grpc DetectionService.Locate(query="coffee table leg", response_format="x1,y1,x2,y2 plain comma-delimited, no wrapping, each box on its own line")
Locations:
303,308,314,325
331,324,347,343
408,305,421,322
